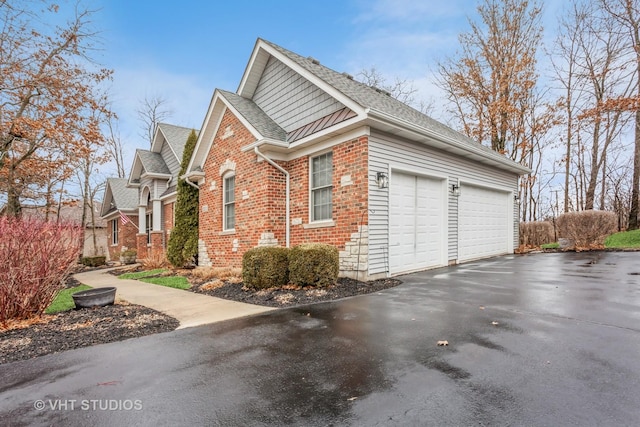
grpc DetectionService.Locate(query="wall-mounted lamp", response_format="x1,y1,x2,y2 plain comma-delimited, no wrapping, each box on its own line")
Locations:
514,194,521,204
451,184,460,196
376,171,389,189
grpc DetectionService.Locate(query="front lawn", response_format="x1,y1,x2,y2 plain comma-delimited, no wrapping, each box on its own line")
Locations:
605,229,640,248
118,269,168,280
139,276,190,290
45,285,92,314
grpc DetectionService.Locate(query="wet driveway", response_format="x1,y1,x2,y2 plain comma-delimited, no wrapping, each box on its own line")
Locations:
2,252,640,426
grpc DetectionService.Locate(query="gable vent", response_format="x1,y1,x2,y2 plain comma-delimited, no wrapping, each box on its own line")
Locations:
307,56,320,65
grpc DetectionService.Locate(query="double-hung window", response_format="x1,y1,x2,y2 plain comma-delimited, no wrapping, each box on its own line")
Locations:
145,212,153,244
311,152,333,222
111,219,118,245
223,174,236,230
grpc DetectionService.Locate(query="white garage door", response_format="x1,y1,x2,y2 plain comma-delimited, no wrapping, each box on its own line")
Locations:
459,184,511,261
389,172,445,274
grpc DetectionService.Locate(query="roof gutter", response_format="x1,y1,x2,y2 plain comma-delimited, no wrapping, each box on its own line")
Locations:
365,108,531,175
182,171,203,190
254,146,290,248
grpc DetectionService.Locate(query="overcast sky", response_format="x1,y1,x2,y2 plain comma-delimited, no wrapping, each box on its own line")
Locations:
79,0,565,177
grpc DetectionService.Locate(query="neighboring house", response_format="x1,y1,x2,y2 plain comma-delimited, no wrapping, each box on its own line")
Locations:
101,178,139,260
101,123,195,261
4,202,109,258
184,38,530,279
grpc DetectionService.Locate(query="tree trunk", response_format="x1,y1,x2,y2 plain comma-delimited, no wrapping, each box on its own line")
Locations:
628,109,640,229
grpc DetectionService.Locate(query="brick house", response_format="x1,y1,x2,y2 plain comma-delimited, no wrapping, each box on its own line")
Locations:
101,123,195,261
185,39,530,279
101,178,138,260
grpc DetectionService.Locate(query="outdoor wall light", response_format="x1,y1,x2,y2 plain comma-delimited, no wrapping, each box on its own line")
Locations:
376,171,389,189
451,184,460,196
514,194,521,203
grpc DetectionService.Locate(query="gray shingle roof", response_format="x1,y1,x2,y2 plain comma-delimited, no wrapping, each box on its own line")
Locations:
219,89,286,141
261,39,514,164
106,178,138,212
136,150,171,175
157,123,195,161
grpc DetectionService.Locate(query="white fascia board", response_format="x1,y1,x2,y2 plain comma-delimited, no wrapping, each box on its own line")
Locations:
367,109,531,175
140,172,172,180
127,153,144,186
187,91,226,174
245,125,371,162
240,40,366,116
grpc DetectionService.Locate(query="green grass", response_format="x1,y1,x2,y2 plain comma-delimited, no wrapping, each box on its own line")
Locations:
45,285,92,314
118,268,167,280
139,276,190,290
541,242,560,249
605,229,640,248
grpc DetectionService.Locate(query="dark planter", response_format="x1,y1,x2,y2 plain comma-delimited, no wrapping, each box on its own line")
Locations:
72,287,116,309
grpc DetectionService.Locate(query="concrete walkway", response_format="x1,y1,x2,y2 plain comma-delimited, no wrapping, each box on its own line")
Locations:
73,267,275,329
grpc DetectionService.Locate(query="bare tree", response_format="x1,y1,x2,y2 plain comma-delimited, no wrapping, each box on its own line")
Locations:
137,94,173,145
357,67,418,106
599,0,640,229
105,115,126,178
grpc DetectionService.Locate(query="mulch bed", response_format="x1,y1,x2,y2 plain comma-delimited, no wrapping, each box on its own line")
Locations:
0,302,179,365
190,277,402,307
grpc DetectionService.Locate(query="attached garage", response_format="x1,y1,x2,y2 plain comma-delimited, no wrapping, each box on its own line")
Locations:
458,184,512,262
388,172,446,274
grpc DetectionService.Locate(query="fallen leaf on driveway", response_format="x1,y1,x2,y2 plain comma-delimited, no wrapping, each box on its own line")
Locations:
347,397,358,401
491,321,499,326
437,340,449,346
479,306,485,310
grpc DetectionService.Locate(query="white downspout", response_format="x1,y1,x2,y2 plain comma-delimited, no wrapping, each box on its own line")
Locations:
254,146,290,248
183,174,200,190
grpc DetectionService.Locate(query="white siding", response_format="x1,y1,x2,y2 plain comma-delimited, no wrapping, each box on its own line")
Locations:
368,131,520,276
253,57,345,132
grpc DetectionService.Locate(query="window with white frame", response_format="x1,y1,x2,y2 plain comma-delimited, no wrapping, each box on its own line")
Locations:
146,212,153,244
111,219,118,245
311,152,333,221
223,174,236,230
145,192,153,244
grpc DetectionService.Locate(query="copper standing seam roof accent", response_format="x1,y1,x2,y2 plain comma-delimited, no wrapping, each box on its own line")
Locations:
286,107,357,143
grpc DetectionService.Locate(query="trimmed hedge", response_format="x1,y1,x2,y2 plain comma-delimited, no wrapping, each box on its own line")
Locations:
242,247,290,289
519,221,554,246
556,210,617,249
81,256,106,267
289,243,338,288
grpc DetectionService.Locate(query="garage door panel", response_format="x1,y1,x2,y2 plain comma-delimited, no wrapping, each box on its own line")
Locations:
390,173,445,274
459,184,510,261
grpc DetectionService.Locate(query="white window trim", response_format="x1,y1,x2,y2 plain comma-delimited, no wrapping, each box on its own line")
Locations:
309,151,333,223
223,172,236,231
111,219,118,246
145,212,153,245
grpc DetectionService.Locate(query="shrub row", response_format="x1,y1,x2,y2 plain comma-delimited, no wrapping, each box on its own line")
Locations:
519,221,554,246
81,256,106,267
242,243,339,289
556,210,617,249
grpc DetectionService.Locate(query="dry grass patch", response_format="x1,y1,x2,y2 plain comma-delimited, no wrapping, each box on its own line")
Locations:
200,279,225,291
191,266,242,281
275,293,295,304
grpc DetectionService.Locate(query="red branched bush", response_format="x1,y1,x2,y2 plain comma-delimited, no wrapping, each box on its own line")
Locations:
556,210,617,250
0,217,82,324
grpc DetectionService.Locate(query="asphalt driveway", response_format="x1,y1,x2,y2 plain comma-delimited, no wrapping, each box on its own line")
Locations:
1,252,640,426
